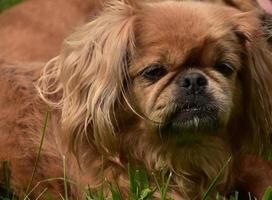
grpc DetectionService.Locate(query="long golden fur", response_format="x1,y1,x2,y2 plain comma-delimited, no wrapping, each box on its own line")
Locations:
1,0,272,199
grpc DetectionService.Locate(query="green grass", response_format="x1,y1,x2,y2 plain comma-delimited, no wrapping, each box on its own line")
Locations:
0,0,21,13
1,158,272,200
4,104,265,200
0,96,270,200
0,107,233,200
0,107,271,199
0,107,267,200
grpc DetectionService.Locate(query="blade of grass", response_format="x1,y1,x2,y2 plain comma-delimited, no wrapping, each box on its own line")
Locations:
202,157,232,200
128,163,137,197
85,185,98,200
152,171,172,200
139,188,155,200
98,180,105,200
24,176,83,200
24,107,51,197
162,172,172,200
63,156,69,200
229,191,239,200
137,169,149,191
262,186,272,200
248,192,252,200
2,161,10,194
108,182,122,200
34,187,48,200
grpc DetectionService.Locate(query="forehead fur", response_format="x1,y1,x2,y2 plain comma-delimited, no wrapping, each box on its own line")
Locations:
137,3,236,42
136,2,256,48
130,1,259,70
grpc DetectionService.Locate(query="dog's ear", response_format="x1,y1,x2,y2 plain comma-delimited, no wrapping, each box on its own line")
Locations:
233,12,272,153
37,0,137,156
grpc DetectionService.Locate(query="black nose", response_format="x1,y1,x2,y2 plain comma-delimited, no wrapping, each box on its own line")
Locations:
179,72,208,93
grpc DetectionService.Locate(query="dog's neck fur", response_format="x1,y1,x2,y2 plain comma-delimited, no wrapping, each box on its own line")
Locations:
120,120,235,199
64,113,235,199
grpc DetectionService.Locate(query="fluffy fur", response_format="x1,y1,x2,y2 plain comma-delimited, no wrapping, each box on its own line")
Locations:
0,0,103,62
202,0,272,44
1,0,272,199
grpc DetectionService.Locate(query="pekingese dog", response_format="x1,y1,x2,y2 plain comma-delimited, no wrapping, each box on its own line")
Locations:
1,0,272,199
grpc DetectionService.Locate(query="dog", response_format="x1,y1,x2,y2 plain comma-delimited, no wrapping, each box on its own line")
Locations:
1,0,272,199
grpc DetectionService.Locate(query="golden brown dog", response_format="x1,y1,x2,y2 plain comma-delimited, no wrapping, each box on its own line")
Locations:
1,0,272,199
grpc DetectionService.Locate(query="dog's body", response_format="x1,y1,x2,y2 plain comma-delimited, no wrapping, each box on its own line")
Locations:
0,0,103,62
1,0,272,199
0,61,64,198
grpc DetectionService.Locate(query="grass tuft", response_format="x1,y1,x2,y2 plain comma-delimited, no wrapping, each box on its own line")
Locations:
202,157,232,200
24,107,51,197
0,0,21,13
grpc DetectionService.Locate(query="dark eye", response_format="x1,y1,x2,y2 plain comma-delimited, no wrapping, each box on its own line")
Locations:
214,62,235,77
140,64,167,81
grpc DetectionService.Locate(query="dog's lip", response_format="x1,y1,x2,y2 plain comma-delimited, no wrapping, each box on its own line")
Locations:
168,104,218,125
182,107,201,112
172,108,211,121
180,103,208,112
161,104,220,137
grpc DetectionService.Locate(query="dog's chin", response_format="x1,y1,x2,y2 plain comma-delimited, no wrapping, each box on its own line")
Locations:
160,106,221,146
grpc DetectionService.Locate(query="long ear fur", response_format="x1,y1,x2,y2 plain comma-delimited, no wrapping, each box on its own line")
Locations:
235,12,272,154
37,0,137,155
246,40,272,153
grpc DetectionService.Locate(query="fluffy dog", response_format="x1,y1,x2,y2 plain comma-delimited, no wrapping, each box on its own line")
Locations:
1,0,272,199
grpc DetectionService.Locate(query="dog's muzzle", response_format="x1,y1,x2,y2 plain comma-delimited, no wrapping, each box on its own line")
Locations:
163,72,220,134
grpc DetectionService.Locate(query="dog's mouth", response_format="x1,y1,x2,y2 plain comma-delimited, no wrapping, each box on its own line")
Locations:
173,103,217,121
162,102,220,134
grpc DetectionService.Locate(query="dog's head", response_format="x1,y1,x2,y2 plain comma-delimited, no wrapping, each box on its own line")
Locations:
129,2,272,149
132,3,244,141
38,0,272,196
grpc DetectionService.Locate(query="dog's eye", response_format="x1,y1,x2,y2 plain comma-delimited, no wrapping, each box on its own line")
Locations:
214,62,235,77
140,64,167,81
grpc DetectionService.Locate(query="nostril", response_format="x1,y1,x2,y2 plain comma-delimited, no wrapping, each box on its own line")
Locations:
182,77,191,88
196,75,207,87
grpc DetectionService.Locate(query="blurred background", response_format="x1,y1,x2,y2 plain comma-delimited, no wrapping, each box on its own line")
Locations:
0,0,21,13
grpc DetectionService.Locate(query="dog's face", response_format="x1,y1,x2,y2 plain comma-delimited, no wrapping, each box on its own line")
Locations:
129,3,246,144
